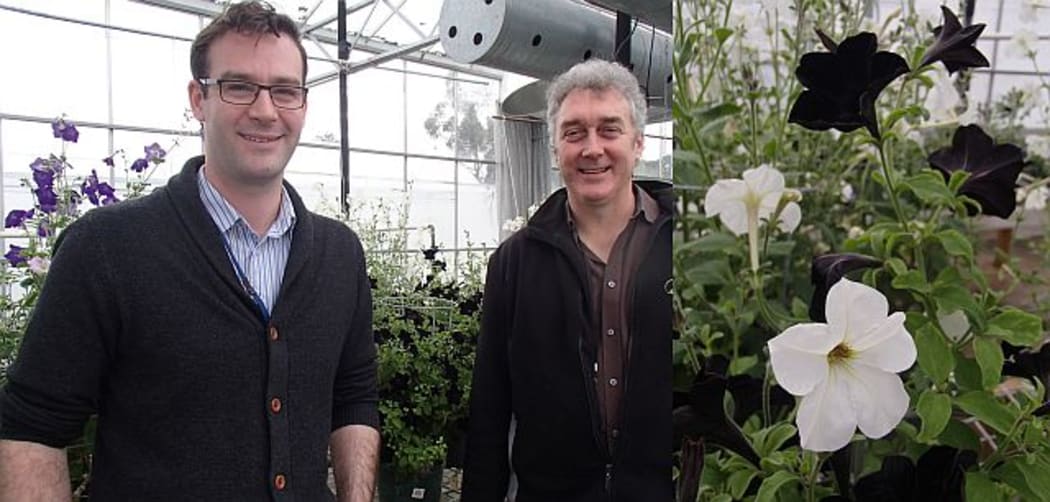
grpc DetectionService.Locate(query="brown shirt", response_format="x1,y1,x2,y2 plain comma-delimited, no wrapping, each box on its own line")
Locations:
568,185,660,453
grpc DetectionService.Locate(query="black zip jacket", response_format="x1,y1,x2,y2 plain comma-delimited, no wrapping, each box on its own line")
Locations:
461,181,673,501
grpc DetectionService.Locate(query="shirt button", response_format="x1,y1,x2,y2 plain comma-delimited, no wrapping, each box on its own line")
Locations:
609,378,618,387
270,397,282,414
606,329,615,336
274,474,286,490
612,428,620,438
268,326,279,341
607,280,616,288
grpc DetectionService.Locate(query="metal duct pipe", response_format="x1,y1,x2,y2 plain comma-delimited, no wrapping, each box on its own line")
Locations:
438,0,672,111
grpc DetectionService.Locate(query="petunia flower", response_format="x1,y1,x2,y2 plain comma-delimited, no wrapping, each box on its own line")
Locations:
704,165,802,272
4,209,34,229
768,278,916,452
809,253,882,322
82,169,101,205
672,357,762,467
130,158,149,173
144,142,167,163
788,30,909,139
27,256,50,275
927,124,1025,218
37,219,51,238
850,446,976,501
918,6,990,75
4,245,27,267
51,117,79,143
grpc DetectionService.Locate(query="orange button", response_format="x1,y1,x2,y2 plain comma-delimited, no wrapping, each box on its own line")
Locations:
268,326,279,341
274,474,286,490
270,397,282,413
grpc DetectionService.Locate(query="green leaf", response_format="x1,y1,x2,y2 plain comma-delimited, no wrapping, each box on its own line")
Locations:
685,259,733,286
714,27,735,45
994,461,1046,502
884,104,925,130
755,470,800,502
947,170,971,194
753,423,797,457
885,257,908,276
905,170,955,206
954,353,983,391
973,336,1004,390
727,469,759,500
892,270,930,294
965,472,1000,502
955,391,1018,434
679,231,739,254
935,229,974,260
915,323,954,383
693,102,742,135
938,419,980,452
1016,455,1050,501
986,308,1044,346
931,283,980,318
916,390,952,442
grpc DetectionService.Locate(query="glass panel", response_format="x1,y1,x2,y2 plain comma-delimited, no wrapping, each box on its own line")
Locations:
406,158,455,250
110,0,203,39
111,32,194,129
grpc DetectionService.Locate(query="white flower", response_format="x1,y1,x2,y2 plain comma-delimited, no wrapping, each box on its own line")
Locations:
840,182,855,204
703,164,801,236
1008,29,1038,58
1022,185,1049,211
1025,134,1050,159
501,216,525,234
847,226,864,240
938,310,970,343
768,278,916,452
27,256,50,275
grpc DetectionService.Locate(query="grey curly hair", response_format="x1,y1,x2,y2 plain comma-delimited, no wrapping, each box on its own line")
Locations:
545,59,647,144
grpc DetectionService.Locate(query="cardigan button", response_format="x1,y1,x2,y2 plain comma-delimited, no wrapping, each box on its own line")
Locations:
274,474,286,490
270,397,282,414
268,326,279,341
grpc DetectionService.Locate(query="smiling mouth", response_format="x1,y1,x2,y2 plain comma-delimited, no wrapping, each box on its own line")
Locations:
579,166,611,174
240,133,282,143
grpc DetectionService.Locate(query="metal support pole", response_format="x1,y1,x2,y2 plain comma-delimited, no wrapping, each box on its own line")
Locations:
338,0,350,215
615,12,631,68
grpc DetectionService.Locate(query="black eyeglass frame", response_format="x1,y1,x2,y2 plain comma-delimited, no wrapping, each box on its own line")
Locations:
196,78,309,110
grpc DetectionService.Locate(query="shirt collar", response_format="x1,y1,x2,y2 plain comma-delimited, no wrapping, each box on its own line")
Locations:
197,167,296,238
565,183,658,230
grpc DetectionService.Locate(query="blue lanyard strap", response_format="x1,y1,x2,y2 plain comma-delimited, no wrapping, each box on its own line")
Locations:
220,234,271,324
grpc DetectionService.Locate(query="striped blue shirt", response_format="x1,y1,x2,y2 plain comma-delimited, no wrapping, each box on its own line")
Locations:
197,168,296,313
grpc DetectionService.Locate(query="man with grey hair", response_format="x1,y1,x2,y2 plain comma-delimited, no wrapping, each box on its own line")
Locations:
461,59,673,501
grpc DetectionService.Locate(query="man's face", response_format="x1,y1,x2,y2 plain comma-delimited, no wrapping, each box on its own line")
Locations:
189,32,306,188
554,87,643,210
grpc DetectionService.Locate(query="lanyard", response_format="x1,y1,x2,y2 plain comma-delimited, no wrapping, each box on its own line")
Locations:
220,234,271,324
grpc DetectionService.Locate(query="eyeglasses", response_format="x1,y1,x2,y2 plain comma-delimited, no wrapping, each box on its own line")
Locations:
197,78,308,110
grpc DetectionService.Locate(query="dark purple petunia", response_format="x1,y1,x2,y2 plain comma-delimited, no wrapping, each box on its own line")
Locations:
34,187,59,213
788,30,909,139
37,219,51,238
130,158,149,173
5,209,34,228
809,253,883,322
51,118,79,143
4,245,26,267
919,6,990,75
98,182,119,205
30,158,55,189
928,124,1025,218
144,142,167,162
102,155,115,167
851,446,975,501
82,170,101,205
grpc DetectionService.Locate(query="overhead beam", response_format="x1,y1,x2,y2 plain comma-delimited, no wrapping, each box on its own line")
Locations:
307,34,440,87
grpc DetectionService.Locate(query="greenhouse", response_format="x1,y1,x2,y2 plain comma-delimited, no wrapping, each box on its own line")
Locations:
675,0,1050,501
0,0,673,500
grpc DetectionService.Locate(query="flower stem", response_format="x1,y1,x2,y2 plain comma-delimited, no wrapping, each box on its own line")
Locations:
876,138,908,226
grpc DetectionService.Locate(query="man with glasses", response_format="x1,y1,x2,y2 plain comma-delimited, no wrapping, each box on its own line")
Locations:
0,2,380,500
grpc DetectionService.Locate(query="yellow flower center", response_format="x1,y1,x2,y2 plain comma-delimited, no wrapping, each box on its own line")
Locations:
827,343,854,364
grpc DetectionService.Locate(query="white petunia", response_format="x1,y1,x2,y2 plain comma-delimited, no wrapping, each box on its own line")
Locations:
703,164,801,236
27,256,50,275
768,278,916,452
1023,185,1049,211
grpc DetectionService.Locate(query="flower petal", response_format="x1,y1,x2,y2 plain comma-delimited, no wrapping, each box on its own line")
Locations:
768,323,838,396
743,164,785,197
777,202,801,233
852,312,916,372
825,278,890,345
796,372,858,452
844,363,910,439
704,179,749,235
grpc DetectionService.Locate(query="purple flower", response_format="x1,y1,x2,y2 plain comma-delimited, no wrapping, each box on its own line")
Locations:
102,155,115,167
919,6,990,75
130,158,149,173
4,245,26,267
144,142,167,162
97,182,119,205
5,209,34,228
928,124,1024,218
37,219,51,238
82,170,101,205
51,118,79,143
30,158,55,189
35,187,58,213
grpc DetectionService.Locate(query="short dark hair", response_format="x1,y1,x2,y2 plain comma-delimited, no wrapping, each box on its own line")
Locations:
190,1,308,82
